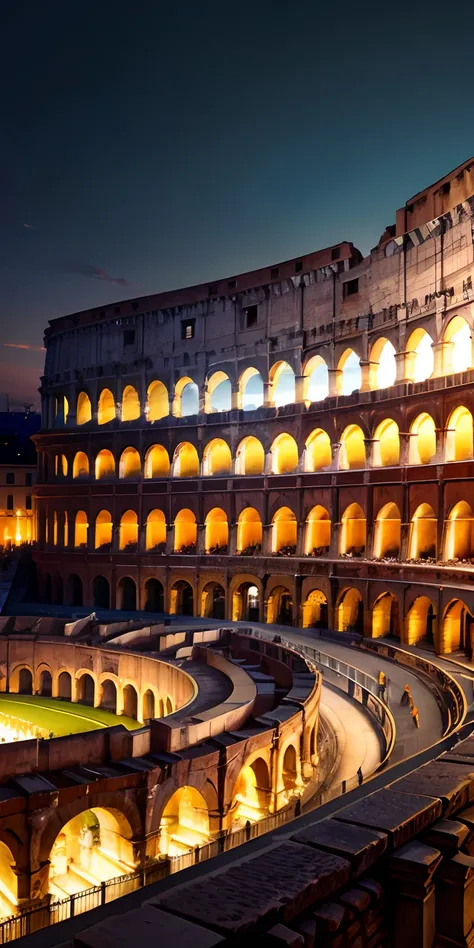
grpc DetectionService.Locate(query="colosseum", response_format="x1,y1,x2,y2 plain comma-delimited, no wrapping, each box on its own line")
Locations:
33,155,474,658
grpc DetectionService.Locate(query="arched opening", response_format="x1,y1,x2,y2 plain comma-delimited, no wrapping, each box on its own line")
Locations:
93,575,110,609
373,502,401,559
173,509,197,553
266,585,293,625
56,454,68,477
146,380,169,421
76,392,92,425
95,449,115,480
444,315,472,374
55,394,69,427
409,413,436,464
173,377,199,418
232,582,260,621
0,841,18,917
77,673,95,706
235,436,264,475
119,447,141,479
144,444,170,478
370,338,396,389
144,577,164,611
159,787,210,856
121,385,140,422
100,679,117,713
302,589,328,629
67,573,83,607
303,355,329,403
202,438,232,476
340,503,366,556
201,581,226,619
142,690,155,721
305,505,330,555
270,432,298,474
97,388,116,425
58,671,72,700
444,501,474,560
18,668,33,695
73,451,89,479
272,506,297,554
122,684,138,719
269,361,296,407
445,406,474,462
74,511,88,548
64,511,69,548
237,507,262,554
281,744,298,794
406,597,436,646
406,328,434,382
39,669,52,697
170,580,194,616
372,592,399,638
53,512,58,547
409,504,437,560
339,425,366,470
373,419,400,467
205,507,228,553
337,588,363,633
172,442,199,478
48,808,135,897
442,599,474,656
119,510,138,550
94,510,112,550
205,371,231,413
117,576,137,611
232,757,271,825
338,349,361,395
304,428,332,472
145,509,166,552
239,367,264,410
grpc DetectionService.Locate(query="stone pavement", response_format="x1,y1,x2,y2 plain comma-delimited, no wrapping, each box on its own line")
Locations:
320,684,383,786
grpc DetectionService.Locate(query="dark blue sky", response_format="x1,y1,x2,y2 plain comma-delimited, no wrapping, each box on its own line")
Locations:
1,0,474,407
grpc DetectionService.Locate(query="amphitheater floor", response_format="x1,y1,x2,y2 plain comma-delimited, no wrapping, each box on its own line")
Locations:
0,694,140,736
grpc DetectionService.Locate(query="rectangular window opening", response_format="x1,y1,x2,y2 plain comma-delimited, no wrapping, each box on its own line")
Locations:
344,278,359,298
6,473,14,485
123,329,136,346
244,305,258,329
181,319,196,340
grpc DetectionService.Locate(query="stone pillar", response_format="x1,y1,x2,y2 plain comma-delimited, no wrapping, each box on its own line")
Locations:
435,852,474,947
360,360,376,392
331,442,341,471
112,523,120,554
328,368,342,397
293,575,302,627
165,524,174,555
262,523,273,557
228,522,237,556
432,340,454,378
399,432,411,466
294,374,305,404
364,438,375,468
263,381,272,408
434,427,447,463
395,350,416,384
231,388,240,411
197,523,205,555
389,841,442,948
329,523,340,559
138,523,146,554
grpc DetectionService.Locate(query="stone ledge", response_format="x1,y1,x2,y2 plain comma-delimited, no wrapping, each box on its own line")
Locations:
74,905,224,948
389,760,474,814
333,787,442,848
290,817,388,876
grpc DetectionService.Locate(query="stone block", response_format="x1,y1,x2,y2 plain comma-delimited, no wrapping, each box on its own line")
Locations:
389,760,474,815
357,877,384,903
293,918,317,948
338,887,371,914
446,736,474,759
291,818,387,877
334,787,442,848
74,905,224,948
312,902,346,932
264,923,304,946
422,818,470,855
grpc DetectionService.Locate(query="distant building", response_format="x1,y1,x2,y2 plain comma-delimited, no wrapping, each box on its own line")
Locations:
0,412,39,546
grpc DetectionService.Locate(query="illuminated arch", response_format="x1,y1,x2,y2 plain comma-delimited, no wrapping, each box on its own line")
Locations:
56,454,68,477
55,394,69,426
266,584,293,624
205,371,231,413
441,599,474,654
201,581,226,618
204,507,228,552
144,444,170,478
202,438,232,476
97,388,115,425
231,757,271,823
121,385,140,422
94,510,112,549
72,451,89,479
119,446,141,479
302,589,328,629
76,391,92,425
235,436,264,475
63,511,69,547
48,808,136,894
409,413,436,464
305,505,330,555
146,380,169,421
159,787,210,856
119,510,138,550
269,361,295,407
239,367,264,410
145,509,166,551
174,508,197,552
237,508,262,553
304,428,332,472
339,424,366,470
232,580,261,621
173,376,199,418
373,419,400,467
373,502,401,559
443,315,472,373
408,503,437,559
444,500,474,561
338,349,361,395
340,503,366,556
169,579,194,615
74,511,88,548
270,432,298,474
372,592,398,638
406,596,436,646
95,449,115,480
445,406,473,462
369,338,396,390
0,839,19,914
272,506,297,554
303,355,329,403
337,587,363,633
406,328,434,382
172,442,199,477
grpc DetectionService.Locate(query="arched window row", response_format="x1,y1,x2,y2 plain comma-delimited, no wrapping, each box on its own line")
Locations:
54,318,474,429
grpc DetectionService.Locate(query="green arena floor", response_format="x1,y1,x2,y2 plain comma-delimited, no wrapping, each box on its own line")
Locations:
0,694,140,737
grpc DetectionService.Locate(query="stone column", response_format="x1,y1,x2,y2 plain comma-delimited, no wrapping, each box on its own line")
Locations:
263,381,272,408
262,523,273,557
231,388,240,410
364,438,375,469
434,427,447,463
328,368,342,397
138,522,146,554
197,523,205,555
388,841,442,948
395,350,416,384
432,340,454,378
435,852,474,947
165,524,174,555
360,360,377,392
331,442,341,471
294,374,305,404
399,432,411,466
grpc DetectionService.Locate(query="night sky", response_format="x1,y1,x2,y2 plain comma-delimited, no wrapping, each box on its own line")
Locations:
2,0,474,409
